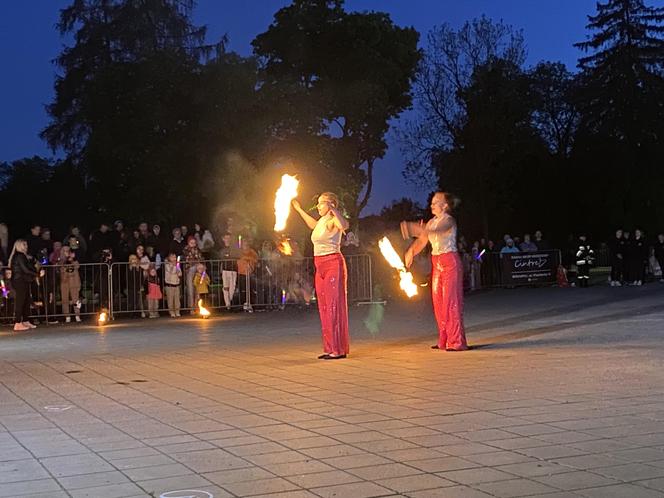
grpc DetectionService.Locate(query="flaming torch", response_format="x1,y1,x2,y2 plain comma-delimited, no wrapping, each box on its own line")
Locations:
277,238,294,256
274,174,299,232
378,237,418,298
198,299,211,318
97,309,108,326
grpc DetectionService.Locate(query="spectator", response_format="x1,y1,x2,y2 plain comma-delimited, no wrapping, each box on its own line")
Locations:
145,245,162,269
629,229,647,286
609,229,626,286
342,231,361,255
194,224,215,259
138,222,150,242
63,226,87,261
27,225,43,258
115,229,131,262
168,227,185,257
163,253,182,317
654,233,664,283
500,238,520,254
111,220,125,255
49,241,62,265
534,230,550,250
181,225,189,239
89,223,113,261
126,254,144,317
183,236,203,308
622,231,632,282
193,262,210,307
146,224,168,259
237,238,258,311
144,265,162,318
0,223,9,265
519,233,538,252
135,245,150,274
219,233,239,309
470,241,482,291
9,239,44,331
58,245,81,323
128,228,144,254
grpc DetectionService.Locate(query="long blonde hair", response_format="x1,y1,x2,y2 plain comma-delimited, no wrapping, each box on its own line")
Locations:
8,239,27,268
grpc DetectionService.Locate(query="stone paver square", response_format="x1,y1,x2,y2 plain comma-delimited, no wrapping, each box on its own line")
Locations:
377,473,456,492
171,448,252,473
68,482,145,498
532,470,620,490
474,477,560,497
442,467,517,484
287,469,363,488
311,481,394,498
577,483,664,497
348,462,423,480
222,476,301,496
594,462,664,481
40,453,114,477
0,478,63,498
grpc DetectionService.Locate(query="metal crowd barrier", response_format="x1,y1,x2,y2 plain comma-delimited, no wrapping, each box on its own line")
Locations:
0,254,374,322
0,263,111,323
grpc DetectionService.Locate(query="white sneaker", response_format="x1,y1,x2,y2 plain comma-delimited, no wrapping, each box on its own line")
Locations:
75,316,82,322
141,312,146,318
637,280,643,286
23,322,37,329
13,323,29,331
615,281,622,286
65,317,71,323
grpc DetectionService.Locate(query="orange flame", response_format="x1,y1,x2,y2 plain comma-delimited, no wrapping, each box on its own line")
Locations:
198,299,211,318
378,237,418,298
98,311,108,324
278,239,294,256
274,174,299,231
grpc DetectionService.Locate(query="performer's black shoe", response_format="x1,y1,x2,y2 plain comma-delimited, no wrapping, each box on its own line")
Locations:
318,354,330,359
322,354,346,360
431,345,440,349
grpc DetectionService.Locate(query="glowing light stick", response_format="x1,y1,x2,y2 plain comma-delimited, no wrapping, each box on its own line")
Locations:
0,279,7,298
281,289,286,305
237,235,242,249
274,174,299,231
378,236,418,298
176,256,181,270
475,249,486,261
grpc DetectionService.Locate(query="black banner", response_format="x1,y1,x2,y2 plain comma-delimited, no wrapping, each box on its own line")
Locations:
499,251,559,285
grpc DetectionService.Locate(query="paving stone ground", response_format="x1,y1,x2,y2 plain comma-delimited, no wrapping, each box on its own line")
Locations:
1,284,664,497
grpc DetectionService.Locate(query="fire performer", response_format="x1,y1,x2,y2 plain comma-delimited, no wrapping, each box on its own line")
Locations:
402,192,468,351
292,193,350,359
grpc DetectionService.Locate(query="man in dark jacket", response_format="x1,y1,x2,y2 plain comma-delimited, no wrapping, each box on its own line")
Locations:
88,223,114,262
26,225,44,258
608,229,626,286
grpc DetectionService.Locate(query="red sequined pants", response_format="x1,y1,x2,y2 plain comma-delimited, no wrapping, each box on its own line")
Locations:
431,253,468,350
314,253,350,356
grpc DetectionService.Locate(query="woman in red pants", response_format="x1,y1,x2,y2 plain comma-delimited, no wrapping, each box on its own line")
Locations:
292,193,350,359
402,192,468,351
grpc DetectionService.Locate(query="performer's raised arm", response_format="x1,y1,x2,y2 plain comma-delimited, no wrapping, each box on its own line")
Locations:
292,199,317,230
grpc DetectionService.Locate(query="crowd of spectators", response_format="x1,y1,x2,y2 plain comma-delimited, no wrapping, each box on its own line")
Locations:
0,220,364,322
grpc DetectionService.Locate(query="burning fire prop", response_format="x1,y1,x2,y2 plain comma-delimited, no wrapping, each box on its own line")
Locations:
97,310,108,325
378,237,418,298
274,174,299,231
198,299,211,318
277,238,294,256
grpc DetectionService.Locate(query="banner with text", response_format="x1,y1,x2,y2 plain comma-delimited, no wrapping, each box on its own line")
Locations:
499,251,559,285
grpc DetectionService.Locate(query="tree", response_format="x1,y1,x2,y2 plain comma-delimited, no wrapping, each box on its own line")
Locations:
41,0,229,224
400,17,526,188
573,0,664,232
252,0,420,225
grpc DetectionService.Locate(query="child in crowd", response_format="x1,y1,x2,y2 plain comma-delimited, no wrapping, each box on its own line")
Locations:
59,245,81,322
126,254,144,317
193,263,210,306
164,253,182,317
144,265,162,318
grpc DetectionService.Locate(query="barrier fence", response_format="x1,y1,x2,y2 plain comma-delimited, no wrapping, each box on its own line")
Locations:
0,254,374,322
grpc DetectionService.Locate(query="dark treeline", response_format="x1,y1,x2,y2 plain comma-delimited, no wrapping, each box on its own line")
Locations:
3,0,664,246
402,1,664,244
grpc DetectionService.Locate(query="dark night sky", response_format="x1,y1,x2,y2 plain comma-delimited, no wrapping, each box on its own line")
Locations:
0,1,631,213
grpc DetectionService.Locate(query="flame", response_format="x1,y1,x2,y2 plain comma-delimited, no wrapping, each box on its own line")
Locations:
378,237,418,298
278,239,293,256
98,311,107,324
198,299,211,318
274,174,299,231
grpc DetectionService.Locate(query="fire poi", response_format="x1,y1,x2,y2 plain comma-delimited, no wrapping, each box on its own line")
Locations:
274,174,299,231
378,236,418,298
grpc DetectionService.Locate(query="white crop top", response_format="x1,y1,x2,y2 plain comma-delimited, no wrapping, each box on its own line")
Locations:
427,213,457,255
311,216,342,256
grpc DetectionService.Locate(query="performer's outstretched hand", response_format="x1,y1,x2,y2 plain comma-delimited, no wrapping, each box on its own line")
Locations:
292,199,302,211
